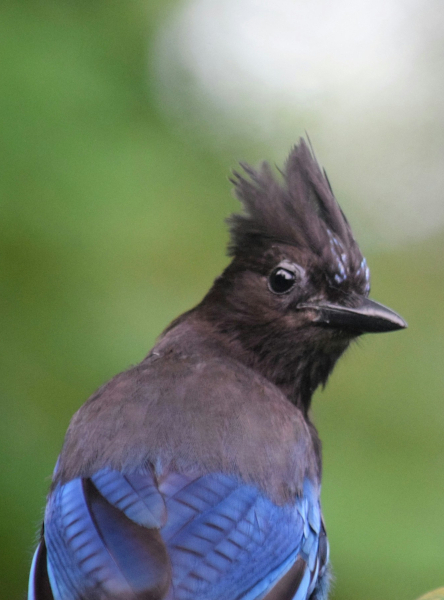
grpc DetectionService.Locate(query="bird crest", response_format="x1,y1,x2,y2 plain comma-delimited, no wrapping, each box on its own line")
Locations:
228,138,370,294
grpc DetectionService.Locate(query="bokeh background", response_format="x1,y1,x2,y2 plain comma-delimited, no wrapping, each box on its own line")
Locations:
1,1,443,599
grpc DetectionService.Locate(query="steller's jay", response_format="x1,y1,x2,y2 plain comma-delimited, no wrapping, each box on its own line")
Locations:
28,140,406,600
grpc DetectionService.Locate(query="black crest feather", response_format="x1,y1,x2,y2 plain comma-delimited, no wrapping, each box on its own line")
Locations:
228,138,357,260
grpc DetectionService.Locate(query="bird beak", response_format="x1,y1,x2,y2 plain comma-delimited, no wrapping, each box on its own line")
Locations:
298,296,407,333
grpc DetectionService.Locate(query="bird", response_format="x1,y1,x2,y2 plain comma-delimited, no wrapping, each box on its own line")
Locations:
28,139,406,600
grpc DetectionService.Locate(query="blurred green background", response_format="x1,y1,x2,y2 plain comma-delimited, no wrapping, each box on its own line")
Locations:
1,2,443,599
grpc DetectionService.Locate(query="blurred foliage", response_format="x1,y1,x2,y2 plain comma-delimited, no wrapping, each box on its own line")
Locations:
0,2,442,600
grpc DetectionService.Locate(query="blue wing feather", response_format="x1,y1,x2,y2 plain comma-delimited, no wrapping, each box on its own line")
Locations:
28,540,54,600
44,477,170,600
91,469,167,528
36,468,328,600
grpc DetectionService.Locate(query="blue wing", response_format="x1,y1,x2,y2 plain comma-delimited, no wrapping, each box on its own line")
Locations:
29,468,329,600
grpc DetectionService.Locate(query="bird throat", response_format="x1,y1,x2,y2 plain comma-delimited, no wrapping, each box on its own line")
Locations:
195,306,350,414
248,336,349,413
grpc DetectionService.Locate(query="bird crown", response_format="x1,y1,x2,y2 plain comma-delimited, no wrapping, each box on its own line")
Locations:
228,138,370,293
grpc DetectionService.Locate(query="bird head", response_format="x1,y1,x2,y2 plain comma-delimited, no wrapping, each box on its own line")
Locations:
198,140,406,407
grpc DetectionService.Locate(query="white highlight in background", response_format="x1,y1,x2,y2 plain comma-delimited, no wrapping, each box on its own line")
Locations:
152,0,444,247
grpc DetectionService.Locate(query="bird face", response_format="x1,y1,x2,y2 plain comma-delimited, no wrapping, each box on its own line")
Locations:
263,244,405,338
206,238,406,404
224,239,404,348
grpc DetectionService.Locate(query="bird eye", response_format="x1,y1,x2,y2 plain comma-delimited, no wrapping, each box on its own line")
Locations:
268,267,297,294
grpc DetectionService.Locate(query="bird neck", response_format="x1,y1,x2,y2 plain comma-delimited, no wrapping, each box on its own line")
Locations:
188,300,347,414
